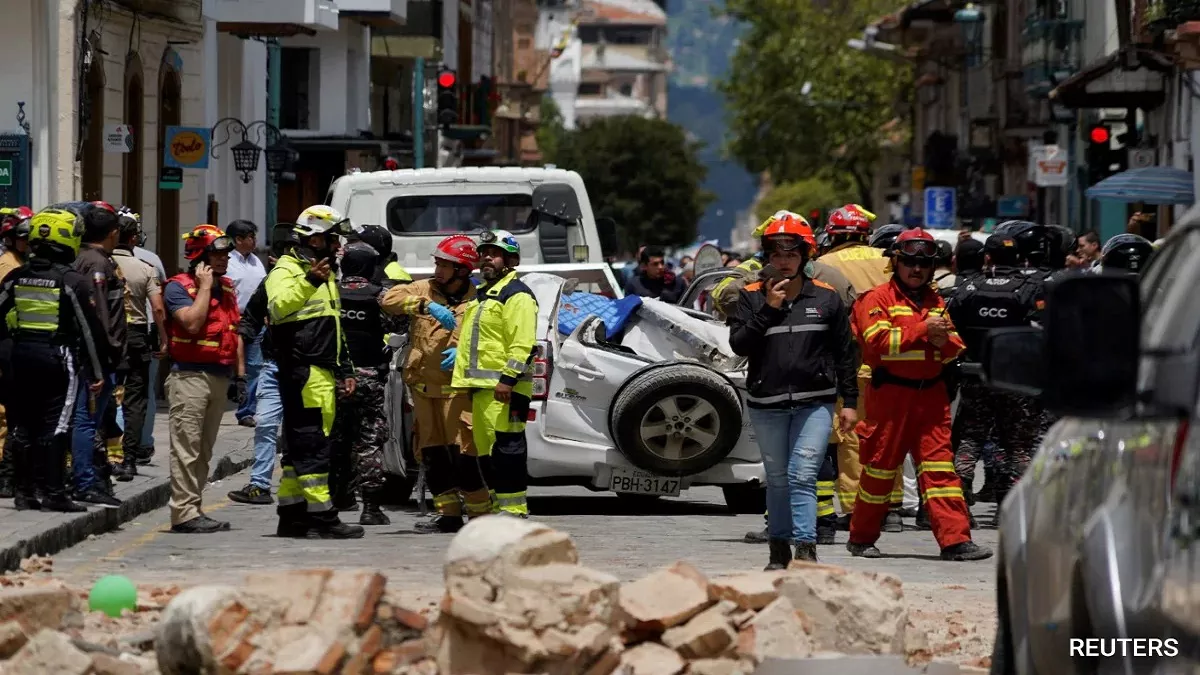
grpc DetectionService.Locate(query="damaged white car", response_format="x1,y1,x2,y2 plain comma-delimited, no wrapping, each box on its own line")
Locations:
384,264,766,513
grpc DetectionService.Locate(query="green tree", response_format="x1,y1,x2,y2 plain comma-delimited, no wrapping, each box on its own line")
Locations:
555,116,713,253
536,96,566,163
718,0,911,207
755,176,858,224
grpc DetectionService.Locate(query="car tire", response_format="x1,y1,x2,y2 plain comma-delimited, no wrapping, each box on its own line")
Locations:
610,363,743,476
722,484,766,514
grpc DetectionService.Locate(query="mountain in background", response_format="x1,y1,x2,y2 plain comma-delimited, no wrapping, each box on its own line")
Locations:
666,0,757,247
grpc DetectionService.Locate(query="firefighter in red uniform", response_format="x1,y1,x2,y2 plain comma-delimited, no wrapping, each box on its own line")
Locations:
847,228,991,561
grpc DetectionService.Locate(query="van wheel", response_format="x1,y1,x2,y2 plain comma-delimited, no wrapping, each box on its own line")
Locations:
722,485,766,514
611,364,742,475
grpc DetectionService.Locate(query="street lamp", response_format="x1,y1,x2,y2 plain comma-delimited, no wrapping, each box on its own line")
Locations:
955,3,985,68
211,117,293,184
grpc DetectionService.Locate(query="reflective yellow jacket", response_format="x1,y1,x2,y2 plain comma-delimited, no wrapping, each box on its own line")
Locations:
451,270,538,395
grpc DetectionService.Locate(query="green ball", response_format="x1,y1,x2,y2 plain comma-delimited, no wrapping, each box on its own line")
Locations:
89,575,137,618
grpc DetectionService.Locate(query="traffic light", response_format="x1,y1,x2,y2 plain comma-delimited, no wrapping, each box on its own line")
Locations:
437,68,458,128
808,209,824,226
1085,123,1126,185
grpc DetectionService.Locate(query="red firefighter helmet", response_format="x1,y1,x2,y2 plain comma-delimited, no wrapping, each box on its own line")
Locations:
433,234,480,269
182,224,232,261
760,213,816,253
0,206,34,238
893,227,938,259
90,201,117,214
825,205,873,236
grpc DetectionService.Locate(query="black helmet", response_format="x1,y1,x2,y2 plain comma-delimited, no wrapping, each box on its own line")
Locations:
869,224,905,250
995,220,1050,266
1046,225,1076,268
935,240,953,268
1101,234,1154,272
357,225,393,259
340,241,380,278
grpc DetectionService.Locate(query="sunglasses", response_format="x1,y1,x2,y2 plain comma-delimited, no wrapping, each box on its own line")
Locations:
897,255,934,269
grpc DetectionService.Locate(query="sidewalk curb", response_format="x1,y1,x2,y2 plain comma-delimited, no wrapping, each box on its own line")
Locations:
0,437,254,573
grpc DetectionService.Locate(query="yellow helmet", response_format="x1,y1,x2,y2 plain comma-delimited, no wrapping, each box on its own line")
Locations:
295,205,353,238
752,210,809,238
28,208,85,254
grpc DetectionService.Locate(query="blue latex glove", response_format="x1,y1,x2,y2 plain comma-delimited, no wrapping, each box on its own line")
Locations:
440,347,457,371
428,302,456,330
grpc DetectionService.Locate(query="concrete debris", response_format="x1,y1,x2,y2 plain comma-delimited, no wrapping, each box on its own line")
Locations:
0,520,980,674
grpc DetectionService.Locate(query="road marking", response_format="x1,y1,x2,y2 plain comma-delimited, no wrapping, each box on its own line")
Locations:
73,498,235,578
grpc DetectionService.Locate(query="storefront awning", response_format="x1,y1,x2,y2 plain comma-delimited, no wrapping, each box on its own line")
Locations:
1085,166,1194,205
1049,46,1172,109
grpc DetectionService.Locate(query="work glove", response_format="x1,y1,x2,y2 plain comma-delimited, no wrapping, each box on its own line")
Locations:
427,302,457,331
440,347,457,371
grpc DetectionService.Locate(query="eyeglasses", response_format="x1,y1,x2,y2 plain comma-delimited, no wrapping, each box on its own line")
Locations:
897,255,933,269
764,235,804,252
896,239,938,258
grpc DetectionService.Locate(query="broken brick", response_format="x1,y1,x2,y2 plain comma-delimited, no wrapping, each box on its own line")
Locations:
244,569,332,625
618,562,711,632
89,652,141,675
387,603,429,631
341,625,386,675
616,642,685,675
0,619,28,658
5,629,92,675
372,641,428,674
708,573,781,610
660,601,736,659
734,596,811,662
313,570,387,634
0,584,79,634
271,631,346,675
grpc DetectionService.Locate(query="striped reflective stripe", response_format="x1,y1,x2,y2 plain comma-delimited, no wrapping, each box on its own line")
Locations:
746,388,837,405
15,285,61,331
881,350,927,362
816,481,836,497
928,307,947,317
816,501,836,517
887,306,915,316
918,461,956,474
857,364,872,378
764,324,830,336
170,337,220,347
924,486,964,500
505,359,528,373
856,486,889,504
887,328,902,355
861,320,891,339
862,466,897,480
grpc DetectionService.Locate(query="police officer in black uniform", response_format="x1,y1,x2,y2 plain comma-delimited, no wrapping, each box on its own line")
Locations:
329,242,403,526
946,234,1041,525
0,208,108,512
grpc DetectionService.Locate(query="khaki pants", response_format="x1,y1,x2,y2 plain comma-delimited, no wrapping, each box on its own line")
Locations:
166,370,228,525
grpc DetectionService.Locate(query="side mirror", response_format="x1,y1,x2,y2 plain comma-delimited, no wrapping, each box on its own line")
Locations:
984,271,1139,417
596,217,620,258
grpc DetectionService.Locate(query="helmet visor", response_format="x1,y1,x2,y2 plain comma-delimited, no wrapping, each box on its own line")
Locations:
764,234,804,252
896,238,938,258
209,236,235,253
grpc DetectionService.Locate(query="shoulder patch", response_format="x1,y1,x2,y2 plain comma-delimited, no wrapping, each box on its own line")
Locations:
744,281,764,292
868,307,884,316
811,279,835,291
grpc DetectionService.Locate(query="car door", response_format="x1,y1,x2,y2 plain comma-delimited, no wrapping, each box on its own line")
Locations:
542,315,653,446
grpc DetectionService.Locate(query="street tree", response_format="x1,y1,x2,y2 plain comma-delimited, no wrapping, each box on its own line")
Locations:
555,115,713,252
719,0,911,207
536,96,567,163
755,176,858,224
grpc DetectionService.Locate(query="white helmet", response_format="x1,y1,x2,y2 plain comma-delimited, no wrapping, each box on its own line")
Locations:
295,205,352,238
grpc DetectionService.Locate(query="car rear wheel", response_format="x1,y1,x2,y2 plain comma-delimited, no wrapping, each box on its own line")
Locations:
611,364,743,475
722,484,766,514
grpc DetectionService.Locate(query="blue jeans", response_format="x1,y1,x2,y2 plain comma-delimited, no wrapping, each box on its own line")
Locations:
73,374,115,492
236,334,264,420
141,356,158,449
748,403,834,543
249,360,283,489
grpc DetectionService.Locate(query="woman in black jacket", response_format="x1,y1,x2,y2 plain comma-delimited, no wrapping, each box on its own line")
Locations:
727,213,859,569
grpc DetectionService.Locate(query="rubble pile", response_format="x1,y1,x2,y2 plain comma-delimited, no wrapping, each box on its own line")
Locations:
0,520,986,674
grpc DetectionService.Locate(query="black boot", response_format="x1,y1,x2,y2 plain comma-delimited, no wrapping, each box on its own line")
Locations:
764,538,792,571
359,494,390,526
39,494,85,513
310,518,366,539
414,515,464,534
119,454,138,480
13,491,40,511
794,541,818,563
940,540,993,561
110,462,131,483
816,515,836,545
276,503,309,538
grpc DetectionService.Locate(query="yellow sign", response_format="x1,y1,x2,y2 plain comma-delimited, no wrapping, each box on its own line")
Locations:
911,166,926,191
163,126,211,170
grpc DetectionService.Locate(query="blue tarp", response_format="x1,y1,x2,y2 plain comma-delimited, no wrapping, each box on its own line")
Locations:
557,292,643,339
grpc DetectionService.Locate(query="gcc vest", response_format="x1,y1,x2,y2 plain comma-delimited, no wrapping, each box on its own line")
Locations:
166,273,240,366
949,271,1034,360
338,279,386,368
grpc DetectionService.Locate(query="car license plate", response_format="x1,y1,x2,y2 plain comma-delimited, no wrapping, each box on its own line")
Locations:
609,467,681,496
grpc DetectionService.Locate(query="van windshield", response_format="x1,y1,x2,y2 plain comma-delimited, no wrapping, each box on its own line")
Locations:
386,194,534,236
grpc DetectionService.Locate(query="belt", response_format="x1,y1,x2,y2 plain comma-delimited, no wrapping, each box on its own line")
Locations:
871,367,943,390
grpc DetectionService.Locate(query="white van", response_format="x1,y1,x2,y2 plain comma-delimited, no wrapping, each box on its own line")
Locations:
325,167,616,275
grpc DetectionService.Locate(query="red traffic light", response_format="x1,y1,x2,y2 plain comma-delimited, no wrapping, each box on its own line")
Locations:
808,210,821,222
438,71,457,88
1089,126,1110,144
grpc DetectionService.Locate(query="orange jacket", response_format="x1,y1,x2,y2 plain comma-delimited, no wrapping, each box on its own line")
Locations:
853,278,964,381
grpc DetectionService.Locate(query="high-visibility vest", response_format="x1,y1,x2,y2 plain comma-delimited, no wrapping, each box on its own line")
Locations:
451,270,538,392
165,273,240,366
